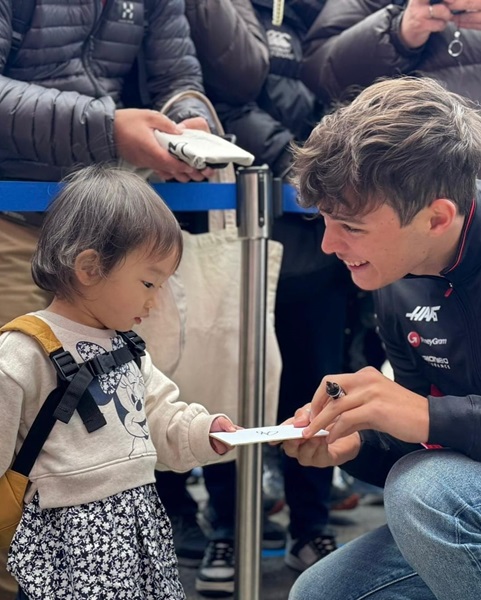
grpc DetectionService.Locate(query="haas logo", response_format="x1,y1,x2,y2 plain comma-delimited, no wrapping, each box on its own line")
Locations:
406,306,440,322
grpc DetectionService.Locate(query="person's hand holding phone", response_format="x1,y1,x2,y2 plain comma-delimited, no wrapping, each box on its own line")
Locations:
444,0,481,29
400,0,454,49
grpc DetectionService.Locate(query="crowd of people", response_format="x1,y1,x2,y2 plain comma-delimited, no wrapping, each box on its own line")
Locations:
1,0,481,599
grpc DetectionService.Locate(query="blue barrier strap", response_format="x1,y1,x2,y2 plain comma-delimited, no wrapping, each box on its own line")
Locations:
0,180,313,213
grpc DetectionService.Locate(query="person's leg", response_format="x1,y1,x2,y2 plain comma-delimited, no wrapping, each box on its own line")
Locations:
275,262,349,570
0,219,50,326
203,461,237,541
385,449,481,600
155,470,207,567
195,461,237,596
289,524,437,600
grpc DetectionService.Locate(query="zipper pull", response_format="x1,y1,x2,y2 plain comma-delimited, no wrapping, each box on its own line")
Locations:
444,282,453,297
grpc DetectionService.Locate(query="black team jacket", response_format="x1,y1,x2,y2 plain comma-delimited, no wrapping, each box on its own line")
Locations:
343,183,481,487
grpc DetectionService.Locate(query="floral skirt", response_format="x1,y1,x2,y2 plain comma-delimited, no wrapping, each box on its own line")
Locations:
8,484,185,600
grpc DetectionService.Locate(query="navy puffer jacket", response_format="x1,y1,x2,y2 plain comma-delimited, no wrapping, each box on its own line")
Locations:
0,0,208,180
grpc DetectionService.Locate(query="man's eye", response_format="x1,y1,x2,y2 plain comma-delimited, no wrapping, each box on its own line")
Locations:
143,281,154,289
342,224,362,233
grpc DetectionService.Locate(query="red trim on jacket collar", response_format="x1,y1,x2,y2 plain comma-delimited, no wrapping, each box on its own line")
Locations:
442,198,476,275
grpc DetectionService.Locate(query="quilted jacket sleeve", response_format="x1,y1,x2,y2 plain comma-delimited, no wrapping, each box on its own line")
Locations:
184,0,269,104
300,0,423,104
144,0,214,125
0,1,117,173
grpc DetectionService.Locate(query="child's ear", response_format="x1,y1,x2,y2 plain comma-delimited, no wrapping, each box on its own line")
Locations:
74,249,102,286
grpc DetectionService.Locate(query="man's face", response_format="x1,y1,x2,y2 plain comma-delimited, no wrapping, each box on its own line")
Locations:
321,203,435,290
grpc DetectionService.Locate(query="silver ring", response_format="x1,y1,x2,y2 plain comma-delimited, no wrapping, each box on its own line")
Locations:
429,4,434,18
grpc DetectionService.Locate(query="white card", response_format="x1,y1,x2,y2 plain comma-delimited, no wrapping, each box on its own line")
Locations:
209,424,328,446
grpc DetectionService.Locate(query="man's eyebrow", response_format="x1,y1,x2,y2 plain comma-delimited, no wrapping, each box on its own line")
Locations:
321,212,367,225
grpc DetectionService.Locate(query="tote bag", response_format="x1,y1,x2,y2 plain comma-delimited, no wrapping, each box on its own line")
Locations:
135,91,283,438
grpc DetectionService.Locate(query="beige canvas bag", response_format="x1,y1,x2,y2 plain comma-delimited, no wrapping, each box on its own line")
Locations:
135,91,283,437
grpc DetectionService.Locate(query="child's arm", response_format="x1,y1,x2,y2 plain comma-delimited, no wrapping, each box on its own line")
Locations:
209,415,239,455
142,352,238,472
0,332,45,477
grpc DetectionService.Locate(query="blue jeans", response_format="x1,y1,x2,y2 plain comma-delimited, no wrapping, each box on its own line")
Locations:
289,449,481,600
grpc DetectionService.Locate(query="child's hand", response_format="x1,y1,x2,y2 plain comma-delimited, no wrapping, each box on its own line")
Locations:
209,416,241,455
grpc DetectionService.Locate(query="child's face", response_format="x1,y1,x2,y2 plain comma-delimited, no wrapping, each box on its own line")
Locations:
80,245,179,331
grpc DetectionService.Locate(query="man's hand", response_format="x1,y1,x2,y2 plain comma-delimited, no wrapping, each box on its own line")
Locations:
283,432,361,469
303,366,430,445
114,109,213,182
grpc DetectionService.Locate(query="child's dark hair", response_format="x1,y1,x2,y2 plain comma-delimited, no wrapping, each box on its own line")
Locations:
32,165,183,300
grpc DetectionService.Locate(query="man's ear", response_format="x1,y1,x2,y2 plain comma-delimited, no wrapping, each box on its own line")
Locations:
74,249,102,286
428,199,458,235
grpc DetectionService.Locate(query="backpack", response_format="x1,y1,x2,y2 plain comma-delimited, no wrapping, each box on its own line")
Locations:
0,315,146,550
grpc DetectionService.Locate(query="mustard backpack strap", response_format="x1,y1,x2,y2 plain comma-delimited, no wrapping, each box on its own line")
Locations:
0,314,63,355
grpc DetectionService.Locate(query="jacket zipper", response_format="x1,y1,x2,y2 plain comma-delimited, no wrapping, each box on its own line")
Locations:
81,0,114,97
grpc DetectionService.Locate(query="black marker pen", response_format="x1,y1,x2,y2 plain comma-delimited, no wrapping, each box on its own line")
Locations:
326,381,346,399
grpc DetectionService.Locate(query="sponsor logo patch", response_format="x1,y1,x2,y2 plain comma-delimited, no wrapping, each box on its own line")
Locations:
406,306,441,322
421,355,450,369
407,332,447,347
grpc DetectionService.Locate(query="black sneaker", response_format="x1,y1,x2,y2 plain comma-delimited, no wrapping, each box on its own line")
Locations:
200,506,286,550
285,533,337,572
262,516,286,550
170,515,208,568
195,539,235,597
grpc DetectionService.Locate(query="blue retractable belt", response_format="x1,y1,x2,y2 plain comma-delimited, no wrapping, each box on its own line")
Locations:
0,181,312,213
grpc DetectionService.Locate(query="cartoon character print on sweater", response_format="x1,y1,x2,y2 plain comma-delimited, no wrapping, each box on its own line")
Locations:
77,335,149,457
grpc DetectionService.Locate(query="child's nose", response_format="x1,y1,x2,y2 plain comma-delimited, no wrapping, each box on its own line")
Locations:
145,289,160,310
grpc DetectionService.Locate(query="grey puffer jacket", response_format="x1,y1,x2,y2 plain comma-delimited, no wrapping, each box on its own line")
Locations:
0,0,209,181
301,0,481,105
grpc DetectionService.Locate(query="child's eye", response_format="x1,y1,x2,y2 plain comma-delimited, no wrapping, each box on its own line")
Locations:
143,281,154,289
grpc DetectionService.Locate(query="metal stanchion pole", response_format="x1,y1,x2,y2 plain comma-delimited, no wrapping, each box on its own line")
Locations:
235,165,273,600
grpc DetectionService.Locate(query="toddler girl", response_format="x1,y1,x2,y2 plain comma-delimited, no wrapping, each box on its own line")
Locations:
0,165,236,599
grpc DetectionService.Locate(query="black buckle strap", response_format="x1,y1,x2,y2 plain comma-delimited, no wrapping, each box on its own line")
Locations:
52,332,146,431
118,330,146,356
53,364,107,433
50,349,79,382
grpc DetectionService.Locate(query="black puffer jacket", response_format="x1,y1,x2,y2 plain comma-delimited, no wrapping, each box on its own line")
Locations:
0,0,209,180
185,0,326,174
344,187,481,487
185,0,270,105
301,0,481,105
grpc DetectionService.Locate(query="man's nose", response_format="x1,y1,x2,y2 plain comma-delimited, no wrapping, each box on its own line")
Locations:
321,225,340,255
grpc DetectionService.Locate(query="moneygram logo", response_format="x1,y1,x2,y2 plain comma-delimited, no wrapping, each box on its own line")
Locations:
407,332,447,347
405,306,440,322
407,331,421,347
